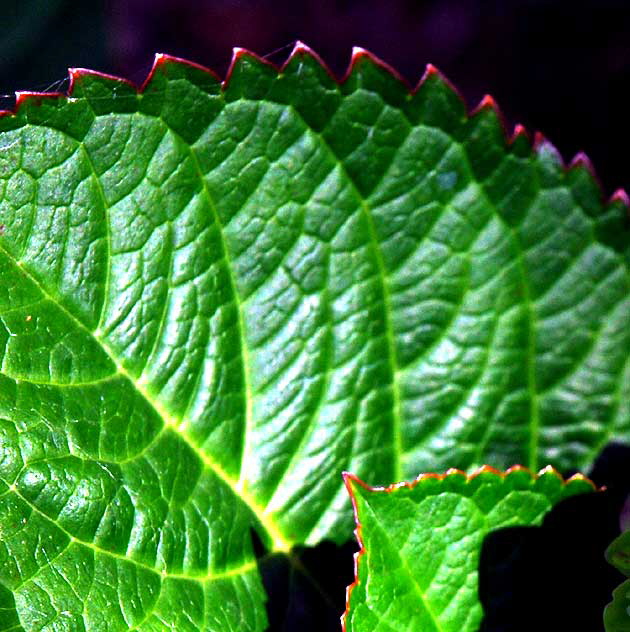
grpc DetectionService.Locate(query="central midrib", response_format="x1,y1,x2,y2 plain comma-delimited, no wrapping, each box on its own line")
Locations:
0,243,291,553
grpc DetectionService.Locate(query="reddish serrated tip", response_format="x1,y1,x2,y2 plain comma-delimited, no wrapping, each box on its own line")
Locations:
14,91,65,109
68,67,136,88
610,188,630,206
471,464,507,478
424,63,440,77
144,52,220,88
470,93,499,118
565,472,598,490
285,41,337,82
445,466,467,477
480,94,497,109
533,130,548,150
536,464,598,490
469,92,511,140
349,46,410,88
533,130,568,166
67,67,137,100
537,464,564,479
511,123,529,143
569,151,596,176
0,45,625,211
416,62,467,107
224,46,278,87
289,40,317,60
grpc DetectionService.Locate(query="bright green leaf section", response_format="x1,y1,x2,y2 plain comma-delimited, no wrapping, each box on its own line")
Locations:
0,46,628,629
344,467,594,632
605,531,630,631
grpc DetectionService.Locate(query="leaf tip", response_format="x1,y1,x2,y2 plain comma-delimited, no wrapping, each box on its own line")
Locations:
565,471,598,490
479,93,498,110
569,150,602,185
470,93,500,119
14,91,56,110
423,62,440,77
349,46,410,88
146,52,221,89
510,123,529,142
290,40,318,60
341,470,356,489
350,45,370,59
533,130,550,151
610,187,630,207
285,41,333,77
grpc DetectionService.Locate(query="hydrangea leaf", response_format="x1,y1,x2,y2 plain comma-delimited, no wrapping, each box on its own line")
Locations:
343,467,595,632
0,43,628,629
605,531,630,630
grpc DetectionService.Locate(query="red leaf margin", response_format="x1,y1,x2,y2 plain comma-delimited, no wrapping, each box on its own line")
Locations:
340,465,598,632
0,42,628,209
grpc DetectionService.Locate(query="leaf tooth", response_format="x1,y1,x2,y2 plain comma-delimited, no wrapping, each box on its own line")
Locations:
228,46,277,77
14,91,65,109
610,188,630,207
349,46,410,87
409,62,467,130
342,46,411,112
150,52,220,81
68,67,136,93
569,150,596,177
511,122,529,141
564,471,598,490
287,40,331,76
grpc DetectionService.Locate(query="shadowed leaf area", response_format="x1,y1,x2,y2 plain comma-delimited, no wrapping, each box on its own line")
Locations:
480,444,630,632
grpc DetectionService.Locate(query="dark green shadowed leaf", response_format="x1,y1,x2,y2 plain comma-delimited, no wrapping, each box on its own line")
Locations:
0,44,628,629
605,531,630,631
343,467,595,632
606,580,630,631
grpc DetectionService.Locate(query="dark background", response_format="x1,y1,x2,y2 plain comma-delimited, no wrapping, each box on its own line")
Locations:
2,1,629,630
3,0,630,196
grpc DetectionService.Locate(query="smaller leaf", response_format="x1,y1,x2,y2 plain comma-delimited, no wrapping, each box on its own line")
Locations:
608,531,630,578
343,466,595,632
605,532,630,631
605,580,630,632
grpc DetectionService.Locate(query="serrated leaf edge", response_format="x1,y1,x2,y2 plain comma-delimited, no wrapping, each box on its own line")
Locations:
1,41,628,210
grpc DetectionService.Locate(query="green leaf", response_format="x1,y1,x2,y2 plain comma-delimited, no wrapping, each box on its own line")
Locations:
0,44,628,629
607,531,630,578
606,579,630,631
605,531,630,631
343,466,595,632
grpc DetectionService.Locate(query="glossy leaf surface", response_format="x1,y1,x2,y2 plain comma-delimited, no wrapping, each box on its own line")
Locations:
344,467,594,632
0,44,628,629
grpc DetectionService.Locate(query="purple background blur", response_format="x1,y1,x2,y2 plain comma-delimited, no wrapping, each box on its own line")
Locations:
2,0,630,195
